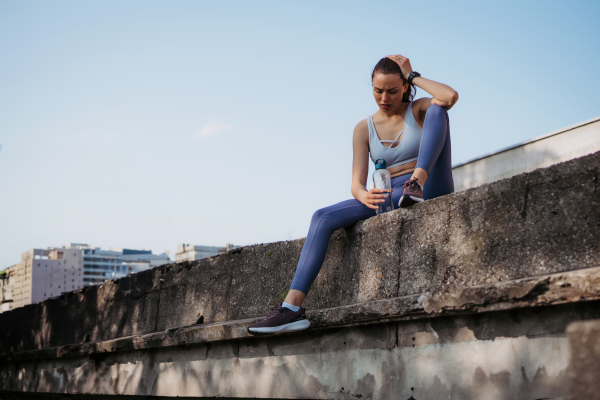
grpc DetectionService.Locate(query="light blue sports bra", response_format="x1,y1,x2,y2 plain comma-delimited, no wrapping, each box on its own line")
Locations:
368,101,422,169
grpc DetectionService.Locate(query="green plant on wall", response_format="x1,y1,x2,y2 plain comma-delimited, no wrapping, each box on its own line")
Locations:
276,288,289,304
266,252,271,258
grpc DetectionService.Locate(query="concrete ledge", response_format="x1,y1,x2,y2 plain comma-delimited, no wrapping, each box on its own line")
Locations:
1,150,599,357
3,266,600,364
567,319,600,399
2,302,597,398
1,151,600,399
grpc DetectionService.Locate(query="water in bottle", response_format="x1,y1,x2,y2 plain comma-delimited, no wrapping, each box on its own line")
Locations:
373,158,393,215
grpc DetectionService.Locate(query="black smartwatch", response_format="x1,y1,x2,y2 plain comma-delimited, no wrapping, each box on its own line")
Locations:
408,71,421,85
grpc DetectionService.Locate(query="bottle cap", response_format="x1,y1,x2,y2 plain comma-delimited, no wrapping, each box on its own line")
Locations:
374,159,387,170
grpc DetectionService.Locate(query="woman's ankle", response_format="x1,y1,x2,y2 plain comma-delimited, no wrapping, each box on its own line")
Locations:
284,289,306,307
411,168,428,187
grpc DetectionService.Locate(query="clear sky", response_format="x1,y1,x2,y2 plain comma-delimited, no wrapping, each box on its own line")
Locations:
1,0,599,268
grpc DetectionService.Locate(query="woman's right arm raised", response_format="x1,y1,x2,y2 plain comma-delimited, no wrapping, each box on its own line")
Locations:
351,119,391,210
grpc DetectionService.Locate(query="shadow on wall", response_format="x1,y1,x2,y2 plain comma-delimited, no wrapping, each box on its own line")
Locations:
0,243,302,355
11,301,590,398
0,265,163,355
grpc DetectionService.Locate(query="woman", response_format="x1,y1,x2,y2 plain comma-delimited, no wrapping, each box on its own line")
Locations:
248,54,458,333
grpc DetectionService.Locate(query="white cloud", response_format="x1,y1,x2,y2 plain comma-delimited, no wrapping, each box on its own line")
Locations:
196,121,233,138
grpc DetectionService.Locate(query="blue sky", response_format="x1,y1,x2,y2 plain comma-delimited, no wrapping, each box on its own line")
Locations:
1,0,599,268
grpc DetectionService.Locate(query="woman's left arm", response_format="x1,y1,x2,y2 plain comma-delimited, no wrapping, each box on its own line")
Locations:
387,54,459,110
412,76,459,109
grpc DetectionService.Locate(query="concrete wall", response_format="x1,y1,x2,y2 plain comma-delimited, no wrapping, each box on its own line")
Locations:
2,302,599,399
453,116,600,191
3,150,598,354
567,319,600,400
1,151,600,399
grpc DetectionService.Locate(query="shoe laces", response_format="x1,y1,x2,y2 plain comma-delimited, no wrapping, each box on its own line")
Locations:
266,304,282,319
404,177,421,191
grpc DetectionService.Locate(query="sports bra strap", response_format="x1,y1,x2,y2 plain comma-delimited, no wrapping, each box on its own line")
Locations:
388,128,404,144
372,120,404,145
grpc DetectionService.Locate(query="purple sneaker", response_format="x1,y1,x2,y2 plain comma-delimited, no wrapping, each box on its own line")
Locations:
247,303,310,334
398,177,424,208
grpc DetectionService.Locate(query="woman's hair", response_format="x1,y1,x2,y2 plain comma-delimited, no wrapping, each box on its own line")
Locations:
371,57,416,102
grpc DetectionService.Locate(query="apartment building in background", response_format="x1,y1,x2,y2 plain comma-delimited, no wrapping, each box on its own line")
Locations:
0,244,170,312
64,244,170,286
452,115,600,191
0,269,15,313
3,248,84,312
175,243,241,262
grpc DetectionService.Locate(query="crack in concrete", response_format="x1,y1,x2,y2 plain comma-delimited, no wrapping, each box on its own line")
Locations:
153,278,164,333
520,181,530,219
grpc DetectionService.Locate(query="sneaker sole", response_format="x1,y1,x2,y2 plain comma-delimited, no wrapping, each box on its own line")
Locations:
398,195,424,208
248,319,311,334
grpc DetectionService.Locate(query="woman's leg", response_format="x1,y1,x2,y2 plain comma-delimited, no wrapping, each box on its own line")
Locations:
288,199,375,297
409,104,454,199
286,175,411,304
248,175,410,333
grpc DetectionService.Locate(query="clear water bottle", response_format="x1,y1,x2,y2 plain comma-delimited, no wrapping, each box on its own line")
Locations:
373,158,394,215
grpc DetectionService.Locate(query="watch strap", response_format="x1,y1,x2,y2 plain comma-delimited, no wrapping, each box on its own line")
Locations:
408,71,421,85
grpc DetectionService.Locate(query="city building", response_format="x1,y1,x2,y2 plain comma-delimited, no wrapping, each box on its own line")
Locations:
3,248,84,312
452,115,600,191
175,243,241,263
0,268,15,313
64,244,170,286
0,244,171,312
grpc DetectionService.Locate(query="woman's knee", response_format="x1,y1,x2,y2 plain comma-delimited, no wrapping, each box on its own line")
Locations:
311,207,330,224
425,104,448,120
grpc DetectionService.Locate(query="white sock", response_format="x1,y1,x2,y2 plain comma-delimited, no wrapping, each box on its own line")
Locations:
417,181,424,190
282,301,300,311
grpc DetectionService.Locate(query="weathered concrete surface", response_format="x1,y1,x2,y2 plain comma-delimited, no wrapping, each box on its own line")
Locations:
1,151,599,357
1,151,599,399
3,266,600,364
2,302,598,399
423,265,600,314
567,319,600,400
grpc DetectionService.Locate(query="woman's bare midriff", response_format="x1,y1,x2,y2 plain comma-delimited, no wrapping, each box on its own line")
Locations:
388,160,417,178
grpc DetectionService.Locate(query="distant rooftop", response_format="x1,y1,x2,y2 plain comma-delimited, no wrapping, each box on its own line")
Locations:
452,115,600,169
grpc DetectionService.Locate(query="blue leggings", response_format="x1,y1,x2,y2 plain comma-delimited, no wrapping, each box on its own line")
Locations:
290,104,454,294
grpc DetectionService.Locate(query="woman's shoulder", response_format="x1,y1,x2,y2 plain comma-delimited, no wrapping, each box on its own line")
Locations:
353,118,370,140
410,97,434,124
410,97,433,110
354,118,369,130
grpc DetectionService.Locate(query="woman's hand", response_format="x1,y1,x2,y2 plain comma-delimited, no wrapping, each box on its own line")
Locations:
360,188,392,210
387,54,459,110
386,54,413,80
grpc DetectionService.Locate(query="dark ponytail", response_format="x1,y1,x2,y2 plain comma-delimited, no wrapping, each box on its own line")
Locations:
371,57,416,102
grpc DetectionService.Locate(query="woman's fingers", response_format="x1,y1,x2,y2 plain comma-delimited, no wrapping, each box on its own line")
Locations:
387,54,405,63
369,188,392,194
364,188,393,208
368,193,388,200
386,55,412,79
369,189,392,197
362,199,379,209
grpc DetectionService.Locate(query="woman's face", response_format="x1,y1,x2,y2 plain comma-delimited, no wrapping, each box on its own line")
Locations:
372,73,408,113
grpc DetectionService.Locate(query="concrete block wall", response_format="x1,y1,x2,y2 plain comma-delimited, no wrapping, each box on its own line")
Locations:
0,151,599,356
1,151,600,399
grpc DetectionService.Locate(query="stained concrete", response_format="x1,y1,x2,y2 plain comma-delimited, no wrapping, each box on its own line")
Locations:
1,151,598,356
0,151,599,399
3,266,600,364
567,319,600,399
2,302,597,399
